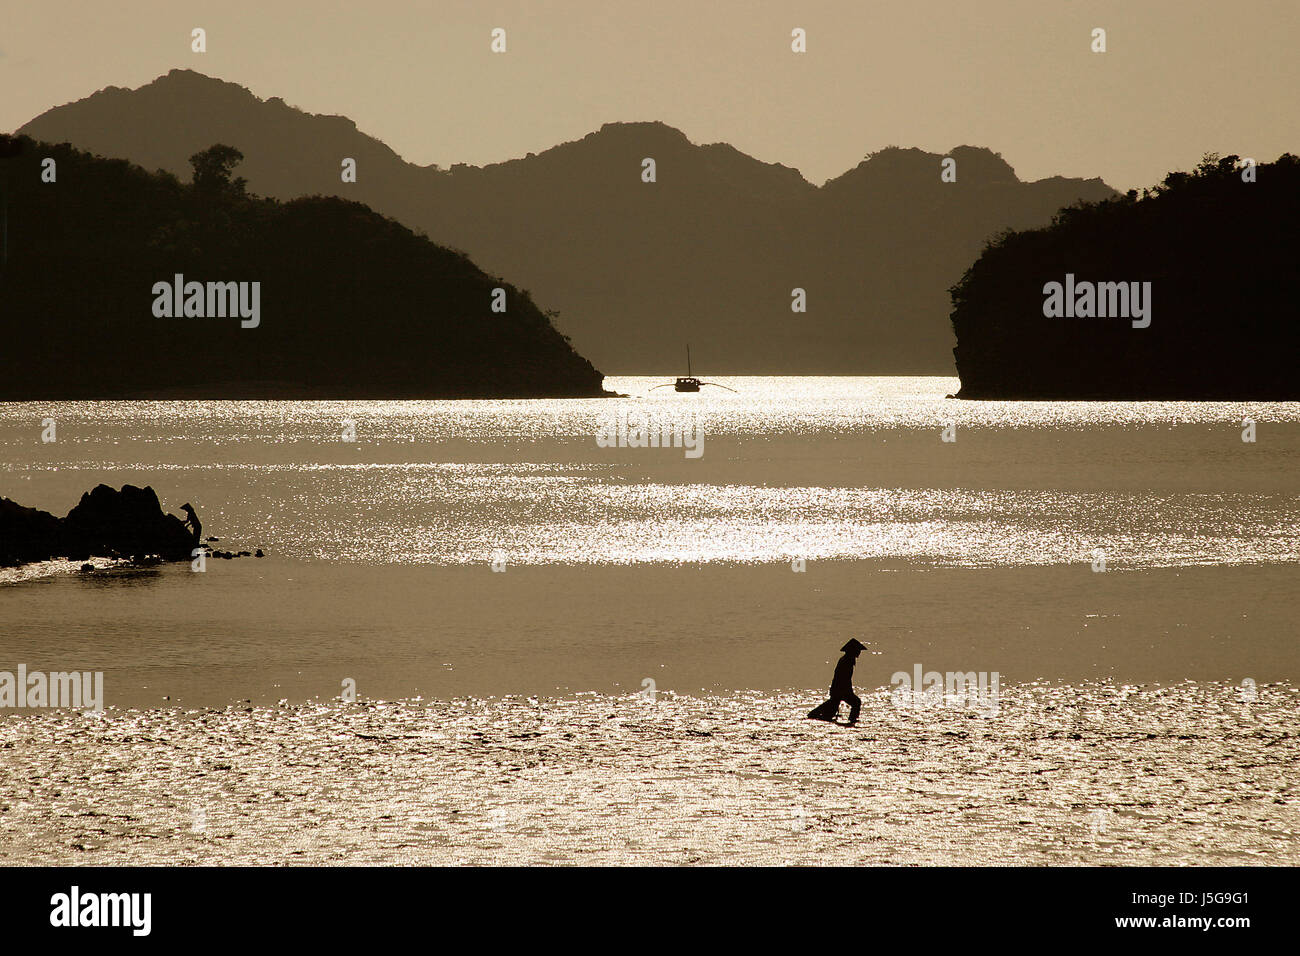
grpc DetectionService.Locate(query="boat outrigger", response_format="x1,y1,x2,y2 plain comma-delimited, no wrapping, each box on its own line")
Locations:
650,346,736,393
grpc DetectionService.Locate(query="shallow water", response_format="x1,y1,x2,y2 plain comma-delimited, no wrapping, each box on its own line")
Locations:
2,682,1294,866
2,381,1296,865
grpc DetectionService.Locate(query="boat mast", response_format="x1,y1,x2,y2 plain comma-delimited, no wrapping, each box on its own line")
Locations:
686,344,691,377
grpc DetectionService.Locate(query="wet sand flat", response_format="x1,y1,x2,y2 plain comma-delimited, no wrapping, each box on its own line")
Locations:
2,682,1296,866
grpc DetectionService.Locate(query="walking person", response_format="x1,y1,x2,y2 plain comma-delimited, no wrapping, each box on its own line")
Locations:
807,639,865,724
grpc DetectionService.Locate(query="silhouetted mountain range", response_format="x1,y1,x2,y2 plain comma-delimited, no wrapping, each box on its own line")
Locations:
0,135,608,399
950,153,1300,399
18,70,1118,373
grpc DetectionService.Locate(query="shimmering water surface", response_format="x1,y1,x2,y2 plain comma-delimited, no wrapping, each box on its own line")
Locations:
2,378,1298,865
4,377,1298,569
1,377,1298,707
5,683,1296,866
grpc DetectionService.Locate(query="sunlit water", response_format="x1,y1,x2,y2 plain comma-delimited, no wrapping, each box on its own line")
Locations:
3,377,1298,570
2,379,1298,864
4,683,1297,865
2,376,1298,707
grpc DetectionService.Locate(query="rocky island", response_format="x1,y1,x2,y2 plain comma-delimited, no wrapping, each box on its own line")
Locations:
950,153,1300,399
0,135,611,399
1,485,205,567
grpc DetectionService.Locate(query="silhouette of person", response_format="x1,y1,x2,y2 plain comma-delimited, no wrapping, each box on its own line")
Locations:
179,503,201,544
807,639,865,724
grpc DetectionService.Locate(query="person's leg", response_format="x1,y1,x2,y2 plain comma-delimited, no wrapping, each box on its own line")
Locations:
846,692,861,724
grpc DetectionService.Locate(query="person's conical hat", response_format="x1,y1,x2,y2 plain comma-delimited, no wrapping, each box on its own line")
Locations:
841,639,866,653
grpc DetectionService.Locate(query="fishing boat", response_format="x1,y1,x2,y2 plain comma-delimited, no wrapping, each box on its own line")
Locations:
650,346,735,393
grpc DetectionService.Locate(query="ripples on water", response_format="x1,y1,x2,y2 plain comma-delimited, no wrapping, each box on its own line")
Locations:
10,375,1300,435
3,682,1296,865
2,377,1297,569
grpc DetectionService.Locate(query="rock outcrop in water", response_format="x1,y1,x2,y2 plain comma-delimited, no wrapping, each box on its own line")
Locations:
0,134,610,399
0,498,63,566
0,485,196,566
950,153,1300,399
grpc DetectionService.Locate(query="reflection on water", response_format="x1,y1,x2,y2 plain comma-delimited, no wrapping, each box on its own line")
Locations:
2,377,1298,570
3,681,1296,865
5,376,1300,438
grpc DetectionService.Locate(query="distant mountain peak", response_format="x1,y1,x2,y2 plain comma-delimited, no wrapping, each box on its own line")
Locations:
946,145,1018,182
146,68,257,99
161,67,217,82
594,120,689,138
18,69,401,179
829,144,1020,190
15,71,1120,374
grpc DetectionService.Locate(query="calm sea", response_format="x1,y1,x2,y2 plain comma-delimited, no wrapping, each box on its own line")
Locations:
3,376,1298,569
2,377,1298,706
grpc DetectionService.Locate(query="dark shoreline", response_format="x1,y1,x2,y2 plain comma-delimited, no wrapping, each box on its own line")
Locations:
0,385,624,401
953,388,1300,400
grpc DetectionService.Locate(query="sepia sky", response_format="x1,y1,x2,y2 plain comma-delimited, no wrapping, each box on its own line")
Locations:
3,0,1298,190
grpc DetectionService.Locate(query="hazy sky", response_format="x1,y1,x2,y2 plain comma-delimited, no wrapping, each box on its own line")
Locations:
4,0,1297,190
